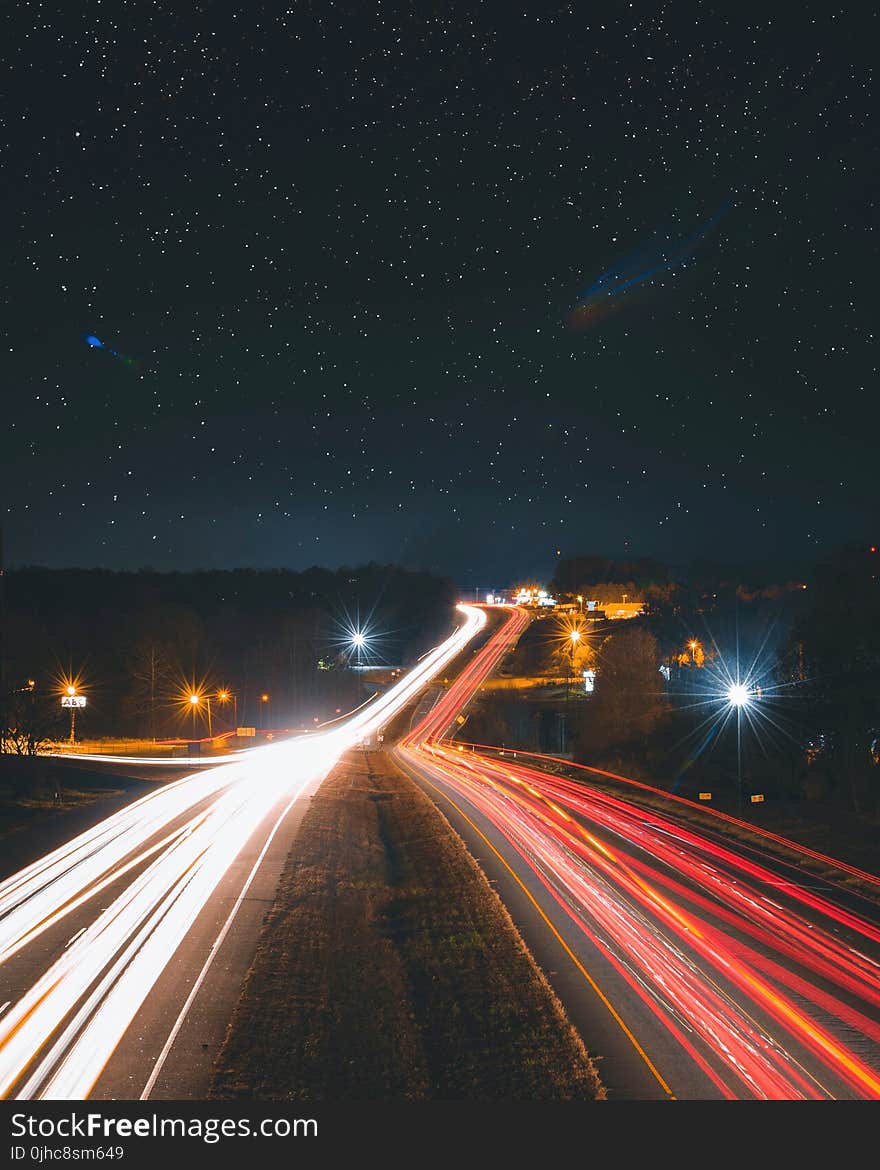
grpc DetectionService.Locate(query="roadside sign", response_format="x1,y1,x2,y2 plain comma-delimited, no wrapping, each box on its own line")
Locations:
61,696,86,708
236,726,256,737
698,792,712,801
750,794,765,803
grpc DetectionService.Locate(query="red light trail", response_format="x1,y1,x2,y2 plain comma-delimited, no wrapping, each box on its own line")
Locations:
399,605,880,1100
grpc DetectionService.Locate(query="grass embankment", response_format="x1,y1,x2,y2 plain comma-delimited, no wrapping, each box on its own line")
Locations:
0,755,127,841
0,754,197,846
209,748,605,1102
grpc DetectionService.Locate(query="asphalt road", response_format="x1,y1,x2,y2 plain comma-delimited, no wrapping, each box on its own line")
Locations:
0,604,489,1101
397,745,880,1100
396,749,677,1100
92,774,322,1100
394,606,880,1101
0,759,331,1100
6,602,878,1103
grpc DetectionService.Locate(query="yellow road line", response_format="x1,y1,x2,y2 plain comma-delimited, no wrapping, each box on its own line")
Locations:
407,758,677,1101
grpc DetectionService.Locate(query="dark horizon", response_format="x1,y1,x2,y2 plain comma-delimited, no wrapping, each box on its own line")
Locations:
0,540,832,599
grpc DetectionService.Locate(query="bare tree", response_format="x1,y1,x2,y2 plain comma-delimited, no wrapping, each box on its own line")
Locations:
1,679,59,756
126,641,174,740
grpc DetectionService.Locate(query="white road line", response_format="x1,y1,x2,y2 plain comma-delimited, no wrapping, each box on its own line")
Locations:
138,786,308,1100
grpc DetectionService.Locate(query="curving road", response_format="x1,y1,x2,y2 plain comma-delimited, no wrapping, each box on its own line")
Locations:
396,606,880,1100
6,598,878,1102
0,604,487,1101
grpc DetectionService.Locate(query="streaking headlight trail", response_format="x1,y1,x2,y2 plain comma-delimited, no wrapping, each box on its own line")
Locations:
0,605,486,1100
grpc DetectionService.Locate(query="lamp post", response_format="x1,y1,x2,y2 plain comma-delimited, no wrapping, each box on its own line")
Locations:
217,689,237,731
189,692,200,738
564,628,582,753
188,692,211,737
352,631,365,671
726,682,750,815
260,692,270,731
689,639,698,664
352,631,366,700
568,629,581,699
62,684,82,744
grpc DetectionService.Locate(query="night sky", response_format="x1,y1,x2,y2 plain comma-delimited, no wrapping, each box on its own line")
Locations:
2,4,876,588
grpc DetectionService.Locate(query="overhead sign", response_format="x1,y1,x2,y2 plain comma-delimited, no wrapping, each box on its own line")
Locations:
698,792,712,801
61,696,86,708
750,794,765,803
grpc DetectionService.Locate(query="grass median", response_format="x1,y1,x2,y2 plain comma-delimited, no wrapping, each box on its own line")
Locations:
209,748,605,1102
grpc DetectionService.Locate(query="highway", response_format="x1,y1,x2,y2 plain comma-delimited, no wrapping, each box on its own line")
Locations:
5,597,879,1102
396,606,880,1100
0,604,487,1101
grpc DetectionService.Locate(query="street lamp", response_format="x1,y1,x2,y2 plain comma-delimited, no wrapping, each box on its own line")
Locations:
689,639,698,664
217,689,237,731
60,683,86,745
568,628,581,699
726,682,751,814
260,692,270,731
351,631,367,700
188,692,212,737
188,692,200,738
351,631,366,670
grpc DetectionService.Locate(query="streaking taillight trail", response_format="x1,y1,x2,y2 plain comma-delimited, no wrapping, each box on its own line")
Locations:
398,606,880,1100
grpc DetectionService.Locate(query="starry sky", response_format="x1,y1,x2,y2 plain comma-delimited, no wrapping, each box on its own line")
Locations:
2,3,876,589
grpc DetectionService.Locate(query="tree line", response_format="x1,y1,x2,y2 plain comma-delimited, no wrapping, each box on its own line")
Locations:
0,563,458,751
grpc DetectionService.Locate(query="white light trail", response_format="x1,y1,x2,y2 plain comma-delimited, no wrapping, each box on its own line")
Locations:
0,605,486,1100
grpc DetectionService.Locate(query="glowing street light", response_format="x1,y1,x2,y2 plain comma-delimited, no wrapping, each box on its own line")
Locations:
726,680,752,814
350,630,369,701
567,628,582,705
188,691,213,738
351,631,366,669
59,681,87,745
217,689,237,731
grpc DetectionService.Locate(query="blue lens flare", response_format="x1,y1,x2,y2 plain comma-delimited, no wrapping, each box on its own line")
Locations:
84,333,138,368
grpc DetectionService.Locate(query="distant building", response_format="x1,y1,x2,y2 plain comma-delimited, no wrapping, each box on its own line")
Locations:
605,601,645,620
514,586,558,607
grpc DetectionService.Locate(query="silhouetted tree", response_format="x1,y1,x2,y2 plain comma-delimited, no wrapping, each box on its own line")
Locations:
575,626,668,759
1,678,61,755
783,543,880,811
124,640,175,740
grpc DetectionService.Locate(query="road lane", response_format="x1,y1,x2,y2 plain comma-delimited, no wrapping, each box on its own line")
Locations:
397,606,880,1100
0,604,487,1100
